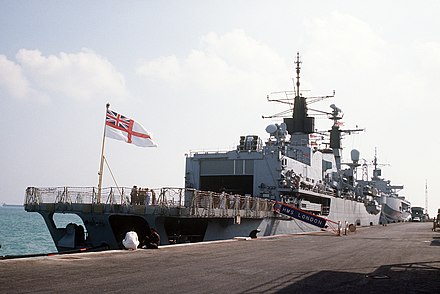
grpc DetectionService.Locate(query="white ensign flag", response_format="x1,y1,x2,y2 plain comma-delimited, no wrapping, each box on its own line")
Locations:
105,109,157,147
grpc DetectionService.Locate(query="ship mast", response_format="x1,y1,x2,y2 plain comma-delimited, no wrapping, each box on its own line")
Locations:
284,52,315,137
295,52,301,98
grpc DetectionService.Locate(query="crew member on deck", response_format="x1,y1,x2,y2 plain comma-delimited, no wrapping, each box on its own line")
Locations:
130,186,138,205
138,188,146,205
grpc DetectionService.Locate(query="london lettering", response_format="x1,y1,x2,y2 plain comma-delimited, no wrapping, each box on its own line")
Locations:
279,204,327,228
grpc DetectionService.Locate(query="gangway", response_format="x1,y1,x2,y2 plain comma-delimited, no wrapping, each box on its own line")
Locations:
274,201,341,235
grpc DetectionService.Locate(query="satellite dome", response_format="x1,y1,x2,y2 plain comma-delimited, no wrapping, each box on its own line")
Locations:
265,124,277,134
351,149,360,162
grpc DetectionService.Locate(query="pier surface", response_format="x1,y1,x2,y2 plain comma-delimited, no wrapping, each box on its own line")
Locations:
1,222,439,293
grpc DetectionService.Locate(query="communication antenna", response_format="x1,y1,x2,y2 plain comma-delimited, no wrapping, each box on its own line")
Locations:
263,52,335,120
425,179,428,216
295,51,301,98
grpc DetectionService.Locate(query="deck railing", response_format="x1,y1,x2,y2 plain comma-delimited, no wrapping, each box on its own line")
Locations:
24,186,275,218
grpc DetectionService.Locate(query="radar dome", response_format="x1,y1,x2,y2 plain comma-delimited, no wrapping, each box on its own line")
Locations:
351,149,360,163
266,124,277,134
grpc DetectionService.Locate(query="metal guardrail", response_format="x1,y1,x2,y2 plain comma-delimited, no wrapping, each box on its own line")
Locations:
24,186,275,219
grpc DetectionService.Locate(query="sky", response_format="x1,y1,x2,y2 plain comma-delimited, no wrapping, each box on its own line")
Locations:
1,1,439,217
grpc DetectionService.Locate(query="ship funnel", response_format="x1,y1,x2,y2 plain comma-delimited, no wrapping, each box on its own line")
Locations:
351,149,360,163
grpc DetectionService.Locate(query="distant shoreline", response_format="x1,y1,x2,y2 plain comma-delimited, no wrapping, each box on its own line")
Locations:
1,204,23,208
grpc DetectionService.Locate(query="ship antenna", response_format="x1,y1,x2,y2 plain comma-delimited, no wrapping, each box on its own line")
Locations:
373,147,378,172
425,179,428,217
295,52,301,97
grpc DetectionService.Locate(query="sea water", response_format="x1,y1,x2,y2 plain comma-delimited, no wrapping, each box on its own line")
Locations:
0,206,83,257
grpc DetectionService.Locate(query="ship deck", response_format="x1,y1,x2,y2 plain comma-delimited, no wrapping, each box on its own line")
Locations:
1,222,439,293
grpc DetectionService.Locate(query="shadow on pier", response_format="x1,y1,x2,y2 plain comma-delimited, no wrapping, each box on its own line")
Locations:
244,260,440,293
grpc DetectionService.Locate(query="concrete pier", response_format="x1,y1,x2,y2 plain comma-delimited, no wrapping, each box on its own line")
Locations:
1,222,439,293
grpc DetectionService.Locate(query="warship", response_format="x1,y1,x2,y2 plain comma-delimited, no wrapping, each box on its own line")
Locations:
25,53,384,253
357,151,411,223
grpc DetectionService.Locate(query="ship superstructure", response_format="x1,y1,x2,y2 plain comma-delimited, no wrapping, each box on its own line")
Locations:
185,53,380,226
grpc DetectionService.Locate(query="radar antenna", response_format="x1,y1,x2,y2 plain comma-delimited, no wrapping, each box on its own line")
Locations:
263,52,336,132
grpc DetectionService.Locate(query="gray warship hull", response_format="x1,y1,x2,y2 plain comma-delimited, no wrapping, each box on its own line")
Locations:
24,186,380,252
379,195,412,223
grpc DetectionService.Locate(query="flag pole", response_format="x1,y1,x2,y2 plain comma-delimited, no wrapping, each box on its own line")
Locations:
97,103,110,204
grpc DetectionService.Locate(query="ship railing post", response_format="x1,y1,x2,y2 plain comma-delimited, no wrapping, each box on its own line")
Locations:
194,190,199,216
212,192,216,217
255,198,266,217
111,187,115,205
159,188,165,208
24,187,30,205
37,188,43,204
208,192,212,217
261,199,265,216
189,190,194,216
56,189,62,203
92,187,95,204
64,187,68,203
337,221,341,236
120,187,124,205
190,190,198,216
257,198,262,217
264,199,269,216
26,187,33,204
234,194,239,215
218,192,222,215
194,191,202,216
67,187,73,204
57,188,62,203
219,192,226,216
252,197,257,212
107,187,112,205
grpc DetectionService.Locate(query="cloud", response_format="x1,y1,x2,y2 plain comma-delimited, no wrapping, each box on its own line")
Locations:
135,29,293,152
0,54,48,103
136,29,290,96
304,11,388,71
416,41,440,88
0,49,127,103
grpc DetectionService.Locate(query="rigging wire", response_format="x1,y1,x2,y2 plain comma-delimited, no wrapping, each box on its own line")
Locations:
103,156,123,199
